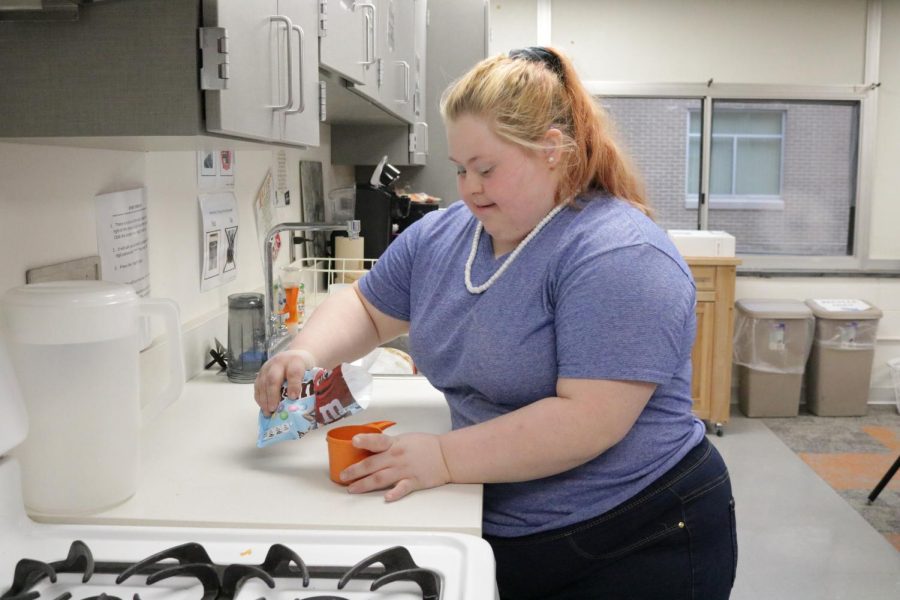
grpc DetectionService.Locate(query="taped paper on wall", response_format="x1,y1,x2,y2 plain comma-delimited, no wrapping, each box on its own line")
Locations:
199,192,239,291
95,188,151,297
197,150,235,190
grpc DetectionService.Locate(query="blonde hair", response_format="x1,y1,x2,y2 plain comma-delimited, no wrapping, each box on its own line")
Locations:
440,47,650,216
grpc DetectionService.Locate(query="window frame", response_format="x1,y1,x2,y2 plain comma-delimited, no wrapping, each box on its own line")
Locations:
583,81,885,273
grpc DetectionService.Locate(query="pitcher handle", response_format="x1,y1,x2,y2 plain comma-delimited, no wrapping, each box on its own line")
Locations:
139,298,185,417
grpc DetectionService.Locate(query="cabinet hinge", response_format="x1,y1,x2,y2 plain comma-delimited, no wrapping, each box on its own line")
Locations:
319,81,327,122
199,27,229,90
318,0,327,36
377,58,384,88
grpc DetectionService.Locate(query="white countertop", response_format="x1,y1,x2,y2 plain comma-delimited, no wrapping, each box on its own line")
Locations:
30,371,484,536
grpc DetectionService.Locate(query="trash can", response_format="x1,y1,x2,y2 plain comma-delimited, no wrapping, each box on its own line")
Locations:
733,299,815,417
805,299,882,416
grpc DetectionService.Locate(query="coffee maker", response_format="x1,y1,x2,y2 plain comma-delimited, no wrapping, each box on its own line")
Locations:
353,160,438,258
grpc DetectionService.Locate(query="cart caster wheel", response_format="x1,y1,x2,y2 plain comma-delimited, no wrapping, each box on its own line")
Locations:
715,423,724,437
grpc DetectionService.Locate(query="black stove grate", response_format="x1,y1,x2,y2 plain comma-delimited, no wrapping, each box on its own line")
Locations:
1,541,442,600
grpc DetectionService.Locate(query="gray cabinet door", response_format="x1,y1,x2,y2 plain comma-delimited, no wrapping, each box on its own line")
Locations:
382,0,416,124
319,0,369,84
412,0,427,123
279,0,321,146
204,0,281,143
350,0,385,108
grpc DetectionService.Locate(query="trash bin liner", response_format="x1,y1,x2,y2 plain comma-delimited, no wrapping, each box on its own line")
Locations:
734,299,814,417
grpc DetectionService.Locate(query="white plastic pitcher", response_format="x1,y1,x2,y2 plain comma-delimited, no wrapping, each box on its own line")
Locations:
0,281,184,515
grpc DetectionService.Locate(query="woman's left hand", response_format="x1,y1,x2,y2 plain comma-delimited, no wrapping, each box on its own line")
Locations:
341,433,452,501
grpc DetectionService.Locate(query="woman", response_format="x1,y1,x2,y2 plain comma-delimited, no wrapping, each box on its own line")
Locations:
255,47,737,599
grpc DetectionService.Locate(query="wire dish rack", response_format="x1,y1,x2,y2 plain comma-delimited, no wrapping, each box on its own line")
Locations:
279,256,416,375
285,256,379,319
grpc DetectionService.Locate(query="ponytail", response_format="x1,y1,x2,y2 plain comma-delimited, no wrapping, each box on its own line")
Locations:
441,47,651,217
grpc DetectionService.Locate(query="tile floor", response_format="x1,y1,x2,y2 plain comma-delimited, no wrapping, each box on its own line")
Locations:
762,406,900,551
710,412,900,600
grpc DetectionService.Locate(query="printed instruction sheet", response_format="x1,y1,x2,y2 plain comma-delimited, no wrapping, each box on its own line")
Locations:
95,188,151,297
199,192,239,291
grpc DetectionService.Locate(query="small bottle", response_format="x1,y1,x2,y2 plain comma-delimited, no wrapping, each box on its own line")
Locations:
297,282,306,325
280,266,303,329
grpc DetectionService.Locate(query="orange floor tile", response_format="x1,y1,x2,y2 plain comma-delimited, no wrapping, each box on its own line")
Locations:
798,452,900,491
862,425,900,452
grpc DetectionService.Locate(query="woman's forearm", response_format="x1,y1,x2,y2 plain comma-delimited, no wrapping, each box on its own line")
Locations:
287,283,408,369
438,379,654,483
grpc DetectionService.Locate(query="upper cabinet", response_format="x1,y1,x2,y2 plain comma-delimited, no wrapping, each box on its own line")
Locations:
0,0,320,147
382,0,417,125
319,0,369,85
202,0,319,146
320,0,428,165
0,0,426,155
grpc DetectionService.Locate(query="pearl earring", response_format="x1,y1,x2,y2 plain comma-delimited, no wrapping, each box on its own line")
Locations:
548,157,555,164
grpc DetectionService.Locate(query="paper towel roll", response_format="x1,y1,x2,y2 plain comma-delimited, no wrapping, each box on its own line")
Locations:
335,236,365,283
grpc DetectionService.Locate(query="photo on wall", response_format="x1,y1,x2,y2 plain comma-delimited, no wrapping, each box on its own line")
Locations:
299,160,327,259
205,230,220,277
224,226,237,273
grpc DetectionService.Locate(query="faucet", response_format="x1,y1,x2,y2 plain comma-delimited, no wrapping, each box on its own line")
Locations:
263,220,361,355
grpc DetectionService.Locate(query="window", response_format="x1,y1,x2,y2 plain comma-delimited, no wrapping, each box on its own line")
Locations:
687,108,785,209
600,97,703,232
599,95,860,260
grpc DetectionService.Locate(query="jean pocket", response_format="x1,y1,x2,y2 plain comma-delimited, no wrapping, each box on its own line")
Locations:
567,502,687,561
729,496,738,585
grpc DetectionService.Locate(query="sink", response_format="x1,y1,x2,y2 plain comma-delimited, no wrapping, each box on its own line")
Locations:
380,333,410,353
366,335,419,377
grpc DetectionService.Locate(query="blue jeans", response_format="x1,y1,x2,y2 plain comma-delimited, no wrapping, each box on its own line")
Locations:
485,437,737,599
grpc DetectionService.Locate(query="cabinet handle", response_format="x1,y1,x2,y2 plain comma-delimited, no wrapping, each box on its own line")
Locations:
356,3,376,66
286,24,305,114
268,15,295,111
395,60,410,103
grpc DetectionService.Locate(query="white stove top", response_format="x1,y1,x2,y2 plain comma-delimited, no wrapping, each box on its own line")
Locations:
0,459,496,600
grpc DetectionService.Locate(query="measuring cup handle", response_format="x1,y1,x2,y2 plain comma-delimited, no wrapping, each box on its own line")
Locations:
366,420,396,432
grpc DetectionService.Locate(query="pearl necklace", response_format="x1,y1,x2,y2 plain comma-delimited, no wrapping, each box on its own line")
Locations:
465,203,566,294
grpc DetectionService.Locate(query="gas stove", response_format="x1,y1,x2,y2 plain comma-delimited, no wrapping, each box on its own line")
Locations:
0,469,495,600
3,540,456,600
0,459,496,600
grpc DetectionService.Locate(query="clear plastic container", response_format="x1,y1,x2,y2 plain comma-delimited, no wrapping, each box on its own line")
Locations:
887,357,900,415
226,293,266,383
1,281,183,514
327,187,356,223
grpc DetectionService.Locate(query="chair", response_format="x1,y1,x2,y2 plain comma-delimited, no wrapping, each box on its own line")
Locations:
867,454,900,504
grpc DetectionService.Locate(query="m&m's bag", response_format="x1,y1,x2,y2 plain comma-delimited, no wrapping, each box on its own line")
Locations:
257,363,371,448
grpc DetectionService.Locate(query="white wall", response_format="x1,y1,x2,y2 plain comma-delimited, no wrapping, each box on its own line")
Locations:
0,128,354,404
491,0,867,84
490,0,900,402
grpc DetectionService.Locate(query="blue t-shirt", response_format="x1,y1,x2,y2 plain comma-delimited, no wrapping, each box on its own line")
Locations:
359,194,705,537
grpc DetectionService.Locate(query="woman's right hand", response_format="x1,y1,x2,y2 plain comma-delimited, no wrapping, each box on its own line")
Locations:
253,349,315,416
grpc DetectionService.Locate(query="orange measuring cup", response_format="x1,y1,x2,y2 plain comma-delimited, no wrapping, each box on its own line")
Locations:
326,420,396,484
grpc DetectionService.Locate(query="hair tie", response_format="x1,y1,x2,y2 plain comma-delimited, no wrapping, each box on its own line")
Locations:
508,46,565,82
